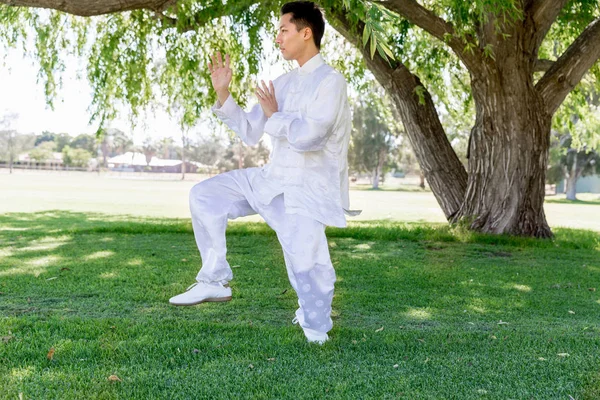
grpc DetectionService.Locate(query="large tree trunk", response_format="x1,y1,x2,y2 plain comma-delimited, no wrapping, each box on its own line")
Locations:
453,64,552,237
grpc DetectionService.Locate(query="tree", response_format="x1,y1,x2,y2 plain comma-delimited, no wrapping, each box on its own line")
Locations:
217,137,270,172
326,0,600,237
0,130,35,173
97,128,132,167
547,133,600,200
547,81,600,199
29,140,56,163
2,0,600,237
189,134,226,167
158,137,177,160
62,145,92,168
349,90,399,189
0,112,35,173
70,133,97,153
110,129,133,155
141,137,158,166
33,131,71,151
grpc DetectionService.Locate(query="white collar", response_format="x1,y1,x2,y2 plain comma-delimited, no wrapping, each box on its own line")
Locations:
298,53,325,76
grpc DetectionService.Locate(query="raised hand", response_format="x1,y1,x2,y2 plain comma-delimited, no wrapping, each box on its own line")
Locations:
208,52,232,105
255,80,278,118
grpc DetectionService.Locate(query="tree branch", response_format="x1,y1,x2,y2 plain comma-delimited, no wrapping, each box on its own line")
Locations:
180,0,263,31
524,0,569,54
0,0,176,16
536,17,600,115
372,0,481,73
534,58,555,72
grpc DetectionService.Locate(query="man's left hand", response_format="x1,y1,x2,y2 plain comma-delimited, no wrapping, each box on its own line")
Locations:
256,80,278,118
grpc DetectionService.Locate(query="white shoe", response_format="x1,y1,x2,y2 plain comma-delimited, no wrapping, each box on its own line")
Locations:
169,282,232,306
292,308,329,345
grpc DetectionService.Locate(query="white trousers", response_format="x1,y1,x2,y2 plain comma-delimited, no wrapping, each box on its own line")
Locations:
189,168,336,334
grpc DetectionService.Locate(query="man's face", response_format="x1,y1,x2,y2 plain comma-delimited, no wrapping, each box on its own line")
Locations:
276,13,309,61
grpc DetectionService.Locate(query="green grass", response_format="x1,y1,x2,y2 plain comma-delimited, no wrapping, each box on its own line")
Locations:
350,183,430,192
3,171,600,231
545,197,600,206
1,211,600,399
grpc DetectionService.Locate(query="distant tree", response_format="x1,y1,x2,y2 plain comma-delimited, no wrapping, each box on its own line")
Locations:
29,141,56,163
34,131,55,147
70,133,96,153
217,138,270,172
158,137,177,160
189,135,225,166
61,145,92,168
0,131,35,172
141,137,158,166
392,138,421,173
547,134,600,200
547,89,600,199
0,112,35,173
97,128,132,167
34,131,71,151
110,129,133,155
349,86,400,189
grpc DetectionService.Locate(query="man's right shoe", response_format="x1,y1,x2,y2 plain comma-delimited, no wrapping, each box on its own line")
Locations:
169,282,232,306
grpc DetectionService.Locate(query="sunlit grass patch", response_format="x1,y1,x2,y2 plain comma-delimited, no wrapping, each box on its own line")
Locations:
84,251,115,261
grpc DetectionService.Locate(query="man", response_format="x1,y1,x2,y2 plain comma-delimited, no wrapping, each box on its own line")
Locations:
169,1,356,344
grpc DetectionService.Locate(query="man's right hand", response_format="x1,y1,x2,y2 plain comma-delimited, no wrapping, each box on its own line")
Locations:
208,52,232,106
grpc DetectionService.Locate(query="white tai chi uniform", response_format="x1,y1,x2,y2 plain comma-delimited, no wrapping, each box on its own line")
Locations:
190,53,356,334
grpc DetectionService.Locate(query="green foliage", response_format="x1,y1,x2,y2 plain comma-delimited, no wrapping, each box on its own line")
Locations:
349,83,401,180
0,0,599,152
0,1,281,133
553,78,600,152
61,145,92,167
547,132,600,185
0,131,36,162
69,133,97,153
28,140,56,162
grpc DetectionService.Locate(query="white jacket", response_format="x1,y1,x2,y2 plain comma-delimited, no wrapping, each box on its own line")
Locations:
212,53,357,227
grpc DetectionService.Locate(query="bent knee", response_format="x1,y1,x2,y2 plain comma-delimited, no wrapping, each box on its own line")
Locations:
189,181,214,213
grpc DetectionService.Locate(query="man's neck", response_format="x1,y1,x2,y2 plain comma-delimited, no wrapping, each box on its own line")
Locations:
296,49,320,67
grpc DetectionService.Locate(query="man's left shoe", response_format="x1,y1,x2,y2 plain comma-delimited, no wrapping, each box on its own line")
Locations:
169,282,232,306
292,308,329,345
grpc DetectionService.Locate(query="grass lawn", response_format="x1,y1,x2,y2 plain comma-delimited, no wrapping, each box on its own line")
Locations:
1,170,599,231
1,211,599,399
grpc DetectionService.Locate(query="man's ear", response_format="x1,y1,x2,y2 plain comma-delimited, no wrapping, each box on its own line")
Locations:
303,27,313,42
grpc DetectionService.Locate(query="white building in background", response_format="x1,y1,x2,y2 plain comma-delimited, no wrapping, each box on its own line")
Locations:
17,152,63,167
107,152,207,173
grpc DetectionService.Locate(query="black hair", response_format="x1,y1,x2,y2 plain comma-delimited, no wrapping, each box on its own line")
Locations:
280,1,325,49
